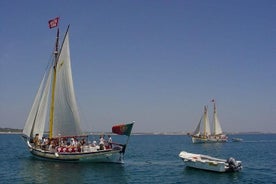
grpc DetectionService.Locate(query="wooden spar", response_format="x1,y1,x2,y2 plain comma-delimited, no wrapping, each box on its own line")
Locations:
213,102,216,134
203,106,207,137
49,28,59,138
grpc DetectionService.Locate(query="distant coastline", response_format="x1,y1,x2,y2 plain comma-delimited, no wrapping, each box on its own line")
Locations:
0,128,22,134
0,128,275,135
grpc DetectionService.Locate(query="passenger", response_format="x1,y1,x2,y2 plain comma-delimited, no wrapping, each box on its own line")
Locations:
41,137,49,150
74,138,79,147
49,140,56,152
99,135,105,150
70,138,76,147
80,138,86,146
33,133,40,148
108,135,112,149
92,141,97,147
66,138,71,146
60,138,65,147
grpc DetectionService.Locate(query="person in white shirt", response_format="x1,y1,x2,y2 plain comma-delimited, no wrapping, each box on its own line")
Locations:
99,135,105,150
108,135,112,148
70,138,77,147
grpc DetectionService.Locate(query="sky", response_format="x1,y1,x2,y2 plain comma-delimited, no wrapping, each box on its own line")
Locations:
0,0,275,133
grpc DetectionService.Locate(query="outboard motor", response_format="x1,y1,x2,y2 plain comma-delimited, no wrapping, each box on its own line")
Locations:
226,157,242,172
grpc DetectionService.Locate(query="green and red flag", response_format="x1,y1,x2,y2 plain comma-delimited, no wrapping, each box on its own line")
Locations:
112,122,134,136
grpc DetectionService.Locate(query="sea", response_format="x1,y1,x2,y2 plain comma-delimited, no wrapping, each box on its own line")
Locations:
0,133,275,184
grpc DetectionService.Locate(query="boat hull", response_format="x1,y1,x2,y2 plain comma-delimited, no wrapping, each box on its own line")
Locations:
179,151,242,173
22,137,124,163
183,159,226,172
192,136,227,143
29,148,124,163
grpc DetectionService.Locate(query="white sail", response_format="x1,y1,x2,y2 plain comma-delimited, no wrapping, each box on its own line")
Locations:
193,117,202,136
23,67,52,139
193,106,211,136
212,103,223,135
53,31,82,137
203,106,211,136
24,29,82,139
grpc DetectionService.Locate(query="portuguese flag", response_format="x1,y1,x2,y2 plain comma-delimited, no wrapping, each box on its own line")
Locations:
112,123,134,136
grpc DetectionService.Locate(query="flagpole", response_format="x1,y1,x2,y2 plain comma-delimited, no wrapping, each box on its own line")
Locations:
54,28,59,65
122,135,131,154
122,121,135,154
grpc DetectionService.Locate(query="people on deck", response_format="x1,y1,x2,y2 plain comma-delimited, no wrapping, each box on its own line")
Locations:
32,135,115,152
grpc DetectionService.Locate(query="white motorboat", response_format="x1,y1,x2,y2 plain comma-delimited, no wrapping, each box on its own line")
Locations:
179,151,242,172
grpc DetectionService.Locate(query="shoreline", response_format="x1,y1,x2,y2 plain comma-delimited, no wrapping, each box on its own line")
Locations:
1,132,275,135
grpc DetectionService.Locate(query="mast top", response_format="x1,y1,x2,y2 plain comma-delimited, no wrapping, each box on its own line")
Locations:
54,28,60,66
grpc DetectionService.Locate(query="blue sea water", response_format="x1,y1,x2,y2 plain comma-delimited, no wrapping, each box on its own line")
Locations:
0,134,275,184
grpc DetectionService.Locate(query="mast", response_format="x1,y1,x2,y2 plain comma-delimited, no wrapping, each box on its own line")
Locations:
203,106,207,137
213,102,216,135
49,28,59,138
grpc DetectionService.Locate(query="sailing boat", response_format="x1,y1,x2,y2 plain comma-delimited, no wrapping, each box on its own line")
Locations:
191,100,227,143
22,24,134,162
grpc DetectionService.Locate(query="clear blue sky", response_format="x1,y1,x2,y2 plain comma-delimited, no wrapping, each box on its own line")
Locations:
0,0,275,133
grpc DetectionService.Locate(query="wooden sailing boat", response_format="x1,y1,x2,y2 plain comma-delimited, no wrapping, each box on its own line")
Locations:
22,23,134,162
191,100,227,143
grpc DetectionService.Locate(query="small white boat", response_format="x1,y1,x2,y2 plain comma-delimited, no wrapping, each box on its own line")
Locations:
179,151,242,172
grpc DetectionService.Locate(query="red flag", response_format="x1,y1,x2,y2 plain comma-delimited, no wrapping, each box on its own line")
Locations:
48,17,59,29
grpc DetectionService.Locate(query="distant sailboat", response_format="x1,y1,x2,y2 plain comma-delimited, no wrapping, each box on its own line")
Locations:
22,21,134,162
191,100,227,143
